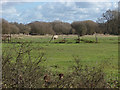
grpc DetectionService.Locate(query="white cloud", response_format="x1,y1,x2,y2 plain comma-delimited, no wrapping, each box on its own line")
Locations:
2,7,19,16
1,0,118,3
113,2,118,8
1,1,118,23
37,5,42,9
35,2,117,22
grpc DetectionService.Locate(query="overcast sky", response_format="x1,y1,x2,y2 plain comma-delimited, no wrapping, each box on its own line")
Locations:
1,0,118,24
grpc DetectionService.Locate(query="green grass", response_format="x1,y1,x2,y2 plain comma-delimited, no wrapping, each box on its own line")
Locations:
2,35,118,78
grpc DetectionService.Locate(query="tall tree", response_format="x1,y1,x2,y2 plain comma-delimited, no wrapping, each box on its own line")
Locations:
51,21,72,35
14,23,31,34
71,21,87,43
97,9,118,35
28,21,55,35
81,20,98,35
9,23,20,34
2,19,11,34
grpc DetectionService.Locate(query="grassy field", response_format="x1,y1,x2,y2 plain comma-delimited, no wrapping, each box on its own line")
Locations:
2,34,118,78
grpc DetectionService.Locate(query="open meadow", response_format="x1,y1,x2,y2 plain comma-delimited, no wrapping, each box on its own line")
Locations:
2,34,118,78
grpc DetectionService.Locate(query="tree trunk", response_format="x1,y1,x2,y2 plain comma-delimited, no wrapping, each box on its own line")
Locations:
95,32,98,43
49,35,54,43
78,35,80,43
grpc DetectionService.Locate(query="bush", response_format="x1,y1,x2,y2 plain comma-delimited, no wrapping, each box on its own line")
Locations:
2,43,119,88
2,43,47,88
41,57,119,88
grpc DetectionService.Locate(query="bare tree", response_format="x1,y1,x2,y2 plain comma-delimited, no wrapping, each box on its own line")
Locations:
71,21,87,43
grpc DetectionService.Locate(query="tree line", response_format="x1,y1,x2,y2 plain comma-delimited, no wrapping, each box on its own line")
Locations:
1,9,118,35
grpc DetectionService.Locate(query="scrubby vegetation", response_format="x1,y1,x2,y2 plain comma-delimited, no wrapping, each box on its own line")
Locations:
2,43,119,88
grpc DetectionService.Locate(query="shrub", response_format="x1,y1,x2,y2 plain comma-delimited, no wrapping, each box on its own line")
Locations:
39,58,119,88
2,43,119,88
2,43,47,88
